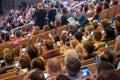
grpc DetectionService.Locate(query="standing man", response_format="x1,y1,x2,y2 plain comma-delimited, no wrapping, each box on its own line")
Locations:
32,3,47,30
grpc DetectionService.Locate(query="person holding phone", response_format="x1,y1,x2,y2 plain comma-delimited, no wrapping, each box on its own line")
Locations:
42,39,60,59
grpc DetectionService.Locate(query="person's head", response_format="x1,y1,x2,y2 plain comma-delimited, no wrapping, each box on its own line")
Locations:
66,57,81,77
28,45,38,60
43,25,50,32
70,39,79,49
64,49,79,64
96,61,114,76
60,33,67,44
4,49,14,65
15,30,21,38
96,5,102,13
9,34,15,42
101,19,111,29
19,55,31,69
85,25,94,34
97,70,120,80
99,50,114,63
49,2,55,8
93,30,102,42
31,58,45,71
54,35,60,43
32,26,40,35
75,44,83,56
47,58,61,77
75,32,83,42
92,20,99,30
105,26,115,39
62,7,67,14
37,3,43,9
113,0,118,5
56,74,70,80
83,41,95,55
24,68,45,80
44,39,54,50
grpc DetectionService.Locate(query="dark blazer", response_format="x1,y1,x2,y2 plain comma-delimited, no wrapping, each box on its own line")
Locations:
61,14,68,26
33,9,47,30
48,9,57,29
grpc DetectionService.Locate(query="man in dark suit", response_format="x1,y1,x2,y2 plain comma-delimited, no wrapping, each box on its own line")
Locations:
33,3,47,30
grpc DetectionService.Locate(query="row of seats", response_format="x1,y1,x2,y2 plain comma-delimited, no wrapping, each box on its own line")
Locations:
100,3,120,20
0,25,68,57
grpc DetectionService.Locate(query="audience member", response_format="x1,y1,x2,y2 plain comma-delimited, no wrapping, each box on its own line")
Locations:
56,74,71,80
97,70,120,80
96,61,114,76
23,68,46,80
42,39,60,59
99,50,114,64
0,49,14,74
28,45,38,60
19,55,31,72
47,58,62,80
31,57,45,71
83,41,96,60
66,57,81,80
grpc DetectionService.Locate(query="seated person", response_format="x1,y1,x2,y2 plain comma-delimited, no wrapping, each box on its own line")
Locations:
13,30,24,47
19,55,31,73
42,39,60,59
56,74,71,80
96,61,114,76
97,70,120,80
31,58,45,71
66,57,81,80
23,68,45,80
47,58,62,80
83,41,96,60
28,45,38,60
0,49,14,74
99,50,114,64
93,30,103,49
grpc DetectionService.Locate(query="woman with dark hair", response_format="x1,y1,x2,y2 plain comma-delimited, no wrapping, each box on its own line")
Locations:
83,41,96,60
31,58,45,71
19,55,31,72
102,26,115,42
92,5,102,21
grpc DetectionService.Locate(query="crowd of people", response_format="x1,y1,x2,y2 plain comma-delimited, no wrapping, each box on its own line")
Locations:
0,0,120,80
